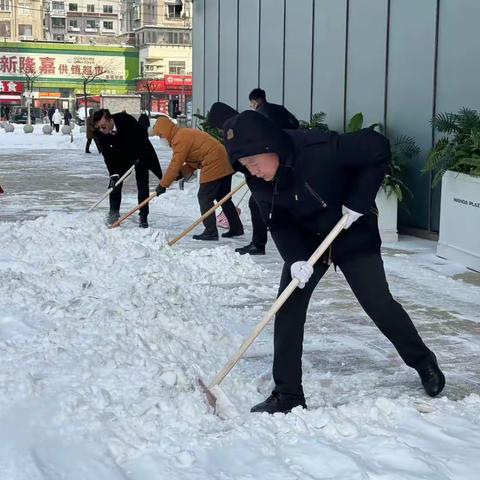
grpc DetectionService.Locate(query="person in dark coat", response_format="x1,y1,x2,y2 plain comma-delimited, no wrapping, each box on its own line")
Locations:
85,109,101,154
138,111,150,131
223,110,445,414
63,109,72,126
48,106,55,127
93,109,163,228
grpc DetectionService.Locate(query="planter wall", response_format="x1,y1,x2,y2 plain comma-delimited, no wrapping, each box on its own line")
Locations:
437,170,480,272
376,188,398,243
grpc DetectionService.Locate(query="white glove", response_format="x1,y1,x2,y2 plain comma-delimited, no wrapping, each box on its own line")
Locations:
342,205,363,229
290,261,314,289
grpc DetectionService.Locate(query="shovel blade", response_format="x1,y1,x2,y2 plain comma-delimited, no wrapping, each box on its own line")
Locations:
198,378,240,419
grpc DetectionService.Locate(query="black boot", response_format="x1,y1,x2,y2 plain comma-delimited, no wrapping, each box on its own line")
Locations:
235,242,265,255
416,354,445,397
192,230,219,241
250,391,306,414
106,210,120,226
221,228,244,238
139,216,149,228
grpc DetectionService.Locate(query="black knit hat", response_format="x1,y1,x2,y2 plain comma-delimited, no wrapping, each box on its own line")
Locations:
207,102,238,129
223,110,291,166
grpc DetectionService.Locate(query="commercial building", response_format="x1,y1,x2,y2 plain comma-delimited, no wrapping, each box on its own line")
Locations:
192,0,480,235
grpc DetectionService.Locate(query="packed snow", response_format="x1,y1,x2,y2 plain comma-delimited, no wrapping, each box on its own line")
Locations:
1,124,480,479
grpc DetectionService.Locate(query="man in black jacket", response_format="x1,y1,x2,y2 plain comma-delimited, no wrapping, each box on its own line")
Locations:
223,110,445,414
94,109,163,227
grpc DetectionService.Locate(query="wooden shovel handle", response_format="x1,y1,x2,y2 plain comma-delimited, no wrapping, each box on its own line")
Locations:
110,192,157,228
208,213,349,388
168,180,247,246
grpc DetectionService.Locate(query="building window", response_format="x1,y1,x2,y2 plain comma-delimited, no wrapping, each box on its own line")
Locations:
86,19,97,29
103,5,113,14
19,2,29,15
51,1,64,10
18,24,32,37
87,4,94,13
169,61,185,75
68,3,77,12
166,31,190,45
0,0,10,12
0,20,11,37
68,19,79,29
52,17,66,28
53,33,65,41
167,4,182,18
103,21,113,30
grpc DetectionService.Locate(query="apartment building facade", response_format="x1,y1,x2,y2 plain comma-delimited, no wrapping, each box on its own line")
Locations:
44,0,121,45
0,0,43,41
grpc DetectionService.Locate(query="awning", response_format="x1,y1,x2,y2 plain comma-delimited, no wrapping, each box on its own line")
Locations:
0,94,22,104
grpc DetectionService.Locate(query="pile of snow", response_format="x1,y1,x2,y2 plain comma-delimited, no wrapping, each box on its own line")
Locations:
1,212,480,479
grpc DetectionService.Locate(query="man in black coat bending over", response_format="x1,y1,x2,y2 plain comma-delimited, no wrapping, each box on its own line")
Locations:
94,109,163,227
223,110,445,414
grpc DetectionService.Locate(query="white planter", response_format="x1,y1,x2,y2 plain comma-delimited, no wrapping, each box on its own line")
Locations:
437,170,480,272
376,188,398,243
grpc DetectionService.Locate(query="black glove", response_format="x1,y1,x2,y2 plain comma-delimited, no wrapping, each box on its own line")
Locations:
155,184,166,196
108,174,120,189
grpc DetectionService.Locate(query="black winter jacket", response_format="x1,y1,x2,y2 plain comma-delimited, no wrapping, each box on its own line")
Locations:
258,102,299,130
241,128,390,265
97,112,162,179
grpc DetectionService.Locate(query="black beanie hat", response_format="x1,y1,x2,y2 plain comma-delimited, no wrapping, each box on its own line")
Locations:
207,102,238,129
223,110,290,166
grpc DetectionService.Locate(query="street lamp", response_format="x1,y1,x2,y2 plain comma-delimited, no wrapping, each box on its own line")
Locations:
180,68,186,116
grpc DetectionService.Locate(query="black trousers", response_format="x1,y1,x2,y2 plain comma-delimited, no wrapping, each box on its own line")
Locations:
53,124,59,132
198,175,243,235
273,253,434,395
109,163,150,219
249,195,268,248
85,137,102,153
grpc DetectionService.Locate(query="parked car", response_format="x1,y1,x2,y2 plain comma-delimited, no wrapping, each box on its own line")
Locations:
9,107,36,124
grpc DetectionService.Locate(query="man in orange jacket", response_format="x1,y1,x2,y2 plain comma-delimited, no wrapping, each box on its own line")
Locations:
153,117,244,240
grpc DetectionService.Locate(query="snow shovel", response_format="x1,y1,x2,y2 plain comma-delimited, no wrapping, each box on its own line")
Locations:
109,192,157,228
216,186,249,229
88,164,135,213
199,213,349,418
168,180,247,246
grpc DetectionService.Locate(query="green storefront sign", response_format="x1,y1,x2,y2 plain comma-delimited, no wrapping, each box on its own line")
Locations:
0,42,139,96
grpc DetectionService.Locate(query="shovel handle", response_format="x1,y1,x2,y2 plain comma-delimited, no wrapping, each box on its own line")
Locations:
110,191,157,228
209,213,349,388
168,180,247,246
88,164,136,213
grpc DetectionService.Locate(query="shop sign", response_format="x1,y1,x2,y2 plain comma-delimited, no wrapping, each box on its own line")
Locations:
0,52,125,80
0,80,24,93
164,74,192,87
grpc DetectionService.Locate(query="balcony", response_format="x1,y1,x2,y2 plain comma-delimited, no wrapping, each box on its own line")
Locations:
50,9,66,18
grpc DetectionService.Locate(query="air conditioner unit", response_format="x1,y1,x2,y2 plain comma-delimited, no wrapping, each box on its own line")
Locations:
69,35,77,43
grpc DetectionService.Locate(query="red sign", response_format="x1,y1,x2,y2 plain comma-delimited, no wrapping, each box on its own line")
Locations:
164,74,192,87
0,81,24,94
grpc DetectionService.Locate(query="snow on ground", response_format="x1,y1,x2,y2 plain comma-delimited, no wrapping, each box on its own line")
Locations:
1,126,480,479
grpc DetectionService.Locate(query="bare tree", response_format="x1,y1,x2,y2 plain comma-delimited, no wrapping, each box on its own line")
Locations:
23,72,42,126
136,77,160,115
80,63,113,115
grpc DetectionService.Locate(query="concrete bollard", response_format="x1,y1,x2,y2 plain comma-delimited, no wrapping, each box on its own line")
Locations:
4,123,14,133
61,125,72,135
23,124,34,134
42,125,53,135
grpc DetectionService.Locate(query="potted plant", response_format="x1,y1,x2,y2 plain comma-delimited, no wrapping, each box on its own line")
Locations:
346,113,417,242
425,108,480,271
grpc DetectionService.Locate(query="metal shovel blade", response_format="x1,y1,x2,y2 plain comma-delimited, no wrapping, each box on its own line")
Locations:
197,378,240,419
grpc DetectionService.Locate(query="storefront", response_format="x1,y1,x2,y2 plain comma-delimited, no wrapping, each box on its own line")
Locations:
0,42,139,115
0,80,23,119
136,74,192,117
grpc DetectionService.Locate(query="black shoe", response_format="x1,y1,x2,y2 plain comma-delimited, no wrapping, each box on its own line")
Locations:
85,150,91,154
192,231,219,241
250,391,307,414
235,243,265,255
221,228,244,238
106,210,120,225
139,218,149,228
416,354,445,397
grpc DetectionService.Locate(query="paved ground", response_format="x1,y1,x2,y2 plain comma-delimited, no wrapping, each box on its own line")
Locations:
1,148,479,407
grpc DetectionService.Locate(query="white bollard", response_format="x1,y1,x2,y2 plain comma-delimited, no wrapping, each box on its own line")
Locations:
23,124,34,134
4,123,14,133
42,125,53,135
61,125,72,135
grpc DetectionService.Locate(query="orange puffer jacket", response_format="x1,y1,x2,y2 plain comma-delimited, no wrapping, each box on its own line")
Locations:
154,117,233,187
